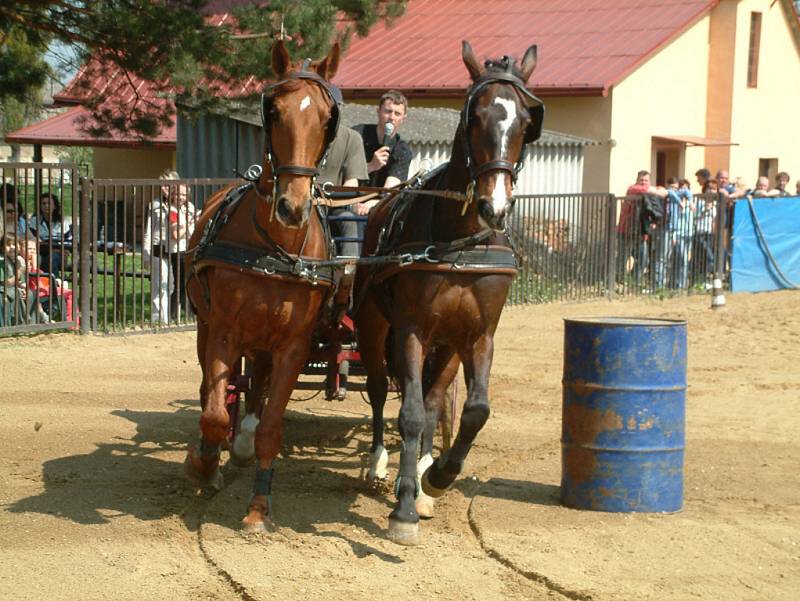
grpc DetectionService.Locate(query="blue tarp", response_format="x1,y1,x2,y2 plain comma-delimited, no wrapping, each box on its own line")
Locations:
731,196,800,292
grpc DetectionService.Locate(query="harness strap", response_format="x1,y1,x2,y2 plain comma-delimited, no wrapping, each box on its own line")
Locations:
195,241,335,288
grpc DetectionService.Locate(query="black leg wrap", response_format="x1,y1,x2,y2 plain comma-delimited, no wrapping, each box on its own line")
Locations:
199,438,221,458
253,467,274,497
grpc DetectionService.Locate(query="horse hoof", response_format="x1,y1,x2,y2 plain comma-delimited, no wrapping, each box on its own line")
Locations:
184,451,224,491
228,449,256,468
241,499,276,533
388,518,420,546
415,492,436,519
420,466,448,499
367,446,389,481
241,514,277,534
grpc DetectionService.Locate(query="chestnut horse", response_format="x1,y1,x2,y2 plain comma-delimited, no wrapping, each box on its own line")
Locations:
184,40,340,532
354,41,543,545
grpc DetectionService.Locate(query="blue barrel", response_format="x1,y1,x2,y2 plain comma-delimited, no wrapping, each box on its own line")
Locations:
561,317,687,512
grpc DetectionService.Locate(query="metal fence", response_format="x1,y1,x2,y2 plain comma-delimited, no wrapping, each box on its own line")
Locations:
1,162,235,336
508,192,727,304
1,162,731,336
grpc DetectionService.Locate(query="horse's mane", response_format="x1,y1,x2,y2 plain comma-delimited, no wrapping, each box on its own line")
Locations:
483,56,524,80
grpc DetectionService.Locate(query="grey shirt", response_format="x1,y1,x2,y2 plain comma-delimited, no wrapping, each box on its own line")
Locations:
318,126,368,186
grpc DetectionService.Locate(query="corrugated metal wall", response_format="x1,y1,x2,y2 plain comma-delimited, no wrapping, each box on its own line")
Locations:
177,115,263,181
177,116,585,198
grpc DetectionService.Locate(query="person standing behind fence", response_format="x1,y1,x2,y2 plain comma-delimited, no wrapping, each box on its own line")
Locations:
693,180,717,285
3,185,29,237
771,172,791,197
1,232,42,325
619,170,666,286
664,177,694,289
142,170,196,325
28,193,65,278
715,170,736,195
695,168,712,193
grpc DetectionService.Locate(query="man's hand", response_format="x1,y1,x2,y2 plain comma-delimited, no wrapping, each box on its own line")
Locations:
354,200,379,215
367,146,391,173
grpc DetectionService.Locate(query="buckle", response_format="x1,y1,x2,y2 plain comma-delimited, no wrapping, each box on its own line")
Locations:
398,253,414,267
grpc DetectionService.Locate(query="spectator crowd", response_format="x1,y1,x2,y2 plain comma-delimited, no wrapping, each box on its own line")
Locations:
617,168,798,291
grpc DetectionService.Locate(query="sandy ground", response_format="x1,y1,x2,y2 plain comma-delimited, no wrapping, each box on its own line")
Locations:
0,290,798,601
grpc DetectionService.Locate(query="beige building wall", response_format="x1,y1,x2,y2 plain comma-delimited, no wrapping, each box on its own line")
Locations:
540,96,612,193
727,0,800,188
93,148,175,179
609,15,712,195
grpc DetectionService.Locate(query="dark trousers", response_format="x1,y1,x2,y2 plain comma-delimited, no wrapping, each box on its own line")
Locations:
169,251,188,320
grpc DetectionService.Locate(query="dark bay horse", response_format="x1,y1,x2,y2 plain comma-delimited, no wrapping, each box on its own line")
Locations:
184,40,341,532
354,41,543,545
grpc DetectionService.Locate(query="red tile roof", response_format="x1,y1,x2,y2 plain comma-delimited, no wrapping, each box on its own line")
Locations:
333,0,718,96
9,1,723,148
4,106,176,149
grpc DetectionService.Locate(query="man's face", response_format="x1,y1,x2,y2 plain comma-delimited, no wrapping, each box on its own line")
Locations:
636,174,650,187
716,171,729,186
776,175,789,189
377,100,406,134
756,176,769,191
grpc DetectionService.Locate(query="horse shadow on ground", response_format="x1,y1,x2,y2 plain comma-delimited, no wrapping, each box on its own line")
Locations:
463,477,561,507
6,397,405,560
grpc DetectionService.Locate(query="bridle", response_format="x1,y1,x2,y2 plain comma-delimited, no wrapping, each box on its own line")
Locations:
256,60,342,205
459,60,545,209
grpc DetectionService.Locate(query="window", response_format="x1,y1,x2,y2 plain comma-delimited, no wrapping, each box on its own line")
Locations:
747,12,762,88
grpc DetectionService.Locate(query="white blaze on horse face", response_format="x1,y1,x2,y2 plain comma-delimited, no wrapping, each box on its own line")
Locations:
299,95,311,112
491,97,516,212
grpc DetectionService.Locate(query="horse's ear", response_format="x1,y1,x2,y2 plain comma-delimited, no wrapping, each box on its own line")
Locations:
315,41,341,81
519,44,538,83
462,40,482,81
271,39,291,77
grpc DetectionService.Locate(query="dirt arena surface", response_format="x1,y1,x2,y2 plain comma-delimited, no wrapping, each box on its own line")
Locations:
0,290,798,601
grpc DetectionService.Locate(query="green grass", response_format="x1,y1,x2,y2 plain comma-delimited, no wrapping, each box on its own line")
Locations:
91,252,194,332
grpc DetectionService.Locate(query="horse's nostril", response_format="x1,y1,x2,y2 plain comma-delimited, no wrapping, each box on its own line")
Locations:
479,200,495,222
276,197,293,222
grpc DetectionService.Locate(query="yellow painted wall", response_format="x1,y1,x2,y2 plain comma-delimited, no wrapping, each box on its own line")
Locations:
93,147,174,178
727,0,800,188
610,15,712,195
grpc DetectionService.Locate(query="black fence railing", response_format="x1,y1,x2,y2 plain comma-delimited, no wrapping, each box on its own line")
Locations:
508,192,728,304
2,163,733,336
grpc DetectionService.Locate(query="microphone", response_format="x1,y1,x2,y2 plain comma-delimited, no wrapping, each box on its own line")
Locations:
383,122,396,150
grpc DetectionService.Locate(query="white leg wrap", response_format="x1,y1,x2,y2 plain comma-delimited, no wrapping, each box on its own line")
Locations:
417,452,434,480
231,413,259,461
415,453,437,518
368,445,389,480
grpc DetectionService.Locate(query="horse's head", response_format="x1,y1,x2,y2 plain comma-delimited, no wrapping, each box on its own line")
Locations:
260,39,341,228
460,41,544,231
